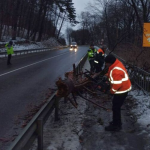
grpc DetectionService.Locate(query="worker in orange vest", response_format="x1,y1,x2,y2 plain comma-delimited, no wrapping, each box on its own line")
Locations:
104,54,132,131
94,46,105,73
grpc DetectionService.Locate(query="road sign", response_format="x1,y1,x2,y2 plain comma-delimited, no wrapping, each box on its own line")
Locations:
143,23,150,47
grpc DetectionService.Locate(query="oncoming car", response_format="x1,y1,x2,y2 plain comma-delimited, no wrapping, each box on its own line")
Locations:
70,42,78,52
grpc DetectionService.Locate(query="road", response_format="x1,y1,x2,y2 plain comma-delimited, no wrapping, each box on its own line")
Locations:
0,46,88,140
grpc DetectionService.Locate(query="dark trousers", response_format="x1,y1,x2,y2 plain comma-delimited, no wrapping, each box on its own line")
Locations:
7,54,12,65
95,62,104,73
89,59,95,72
112,92,128,126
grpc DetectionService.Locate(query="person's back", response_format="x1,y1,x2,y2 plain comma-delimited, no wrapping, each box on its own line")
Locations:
87,45,97,60
95,48,104,63
87,44,97,72
5,41,14,65
94,46,106,72
5,41,14,54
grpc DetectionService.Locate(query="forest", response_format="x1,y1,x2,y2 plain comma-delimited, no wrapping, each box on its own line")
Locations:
67,0,150,70
0,0,77,44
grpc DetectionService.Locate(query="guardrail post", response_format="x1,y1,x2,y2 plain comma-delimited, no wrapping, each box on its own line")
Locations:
79,63,81,72
73,64,76,77
37,118,43,150
54,95,60,121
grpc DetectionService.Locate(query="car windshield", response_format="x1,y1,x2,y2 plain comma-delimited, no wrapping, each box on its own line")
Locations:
71,42,77,45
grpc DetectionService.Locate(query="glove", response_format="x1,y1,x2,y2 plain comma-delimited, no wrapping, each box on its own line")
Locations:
97,80,110,93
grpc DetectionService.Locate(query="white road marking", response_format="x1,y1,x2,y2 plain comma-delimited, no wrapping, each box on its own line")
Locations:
0,53,68,77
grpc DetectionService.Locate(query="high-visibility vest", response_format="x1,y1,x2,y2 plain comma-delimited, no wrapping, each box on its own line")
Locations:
5,43,14,55
87,48,97,60
107,59,132,94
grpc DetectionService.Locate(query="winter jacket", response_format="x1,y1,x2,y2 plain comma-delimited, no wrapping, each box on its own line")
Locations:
5,43,14,55
94,48,105,64
87,48,97,60
107,59,132,94
97,48,104,56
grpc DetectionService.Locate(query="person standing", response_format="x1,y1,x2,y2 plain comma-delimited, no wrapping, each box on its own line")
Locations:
104,54,132,131
87,44,97,72
5,41,14,65
94,46,106,73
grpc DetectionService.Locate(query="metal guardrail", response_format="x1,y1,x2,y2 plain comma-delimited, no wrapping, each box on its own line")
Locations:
73,53,88,75
106,49,150,93
8,53,88,150
129,66,150,93
0,46,68,58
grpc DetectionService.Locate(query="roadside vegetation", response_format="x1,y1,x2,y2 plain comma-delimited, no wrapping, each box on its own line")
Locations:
0,0,77,45
67,0,150,71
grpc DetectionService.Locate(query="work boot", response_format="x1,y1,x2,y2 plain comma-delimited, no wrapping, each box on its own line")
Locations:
105,124,122,131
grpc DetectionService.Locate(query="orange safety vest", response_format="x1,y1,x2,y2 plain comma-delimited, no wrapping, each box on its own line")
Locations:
107,59,132,94
97,48,104,56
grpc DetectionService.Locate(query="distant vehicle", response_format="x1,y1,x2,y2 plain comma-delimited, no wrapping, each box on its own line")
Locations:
70,42,77,52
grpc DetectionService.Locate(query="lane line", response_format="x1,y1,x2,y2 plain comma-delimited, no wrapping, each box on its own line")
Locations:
0,52,69,77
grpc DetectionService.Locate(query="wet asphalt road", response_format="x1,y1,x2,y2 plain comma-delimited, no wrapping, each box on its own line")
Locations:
0,46,88,139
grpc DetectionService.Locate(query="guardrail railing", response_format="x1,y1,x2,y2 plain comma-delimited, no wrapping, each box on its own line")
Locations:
0,46,68,58
8,53,87,150
73,53,88,76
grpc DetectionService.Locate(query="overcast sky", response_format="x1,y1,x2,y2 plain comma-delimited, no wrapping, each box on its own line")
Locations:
68,0,94,31
62,0,94,39
72,0,93,16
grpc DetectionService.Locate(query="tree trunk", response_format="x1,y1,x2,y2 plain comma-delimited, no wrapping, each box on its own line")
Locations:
37,3,47,41
12,0,21,40
57,12,66,39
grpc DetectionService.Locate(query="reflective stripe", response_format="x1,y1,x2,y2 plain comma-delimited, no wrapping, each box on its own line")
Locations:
111,80,122,84
97,52,104,56
110,67,128,84
94,60,99,63
113,86,132,94
109,78,122,84
112,88,117,92
89,52,93,55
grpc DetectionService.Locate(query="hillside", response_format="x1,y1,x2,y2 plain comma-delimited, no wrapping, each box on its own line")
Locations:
0,37,62,52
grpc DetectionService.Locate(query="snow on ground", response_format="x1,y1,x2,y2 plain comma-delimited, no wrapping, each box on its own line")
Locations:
30,59,150,150
0,37,61,52
44,97,87,150
129,90,150,128
30,97,87,150
30,61,90,150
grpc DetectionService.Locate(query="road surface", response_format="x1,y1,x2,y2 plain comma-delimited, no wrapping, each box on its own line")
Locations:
0,46,88,144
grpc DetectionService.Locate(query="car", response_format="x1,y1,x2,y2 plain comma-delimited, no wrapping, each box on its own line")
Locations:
70,42,78,52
